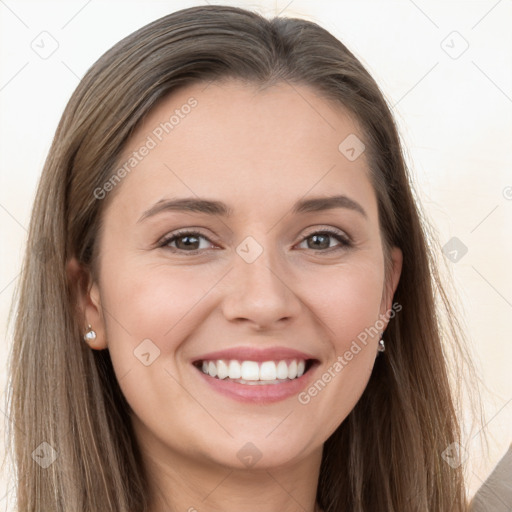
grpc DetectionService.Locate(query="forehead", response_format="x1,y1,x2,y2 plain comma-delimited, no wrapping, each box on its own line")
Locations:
106,79,376,222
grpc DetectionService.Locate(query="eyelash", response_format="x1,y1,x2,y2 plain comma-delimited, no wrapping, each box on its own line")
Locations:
157,228,353,255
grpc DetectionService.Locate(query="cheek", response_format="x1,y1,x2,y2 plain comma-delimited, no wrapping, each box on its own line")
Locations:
97,261,220,397
94,249,386,462
100,250,384,379
101,260,219,343
98,263,216,422
303,259,385,346
294,260,384,432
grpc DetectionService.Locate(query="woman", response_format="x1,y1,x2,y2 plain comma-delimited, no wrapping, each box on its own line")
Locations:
6,5,474,511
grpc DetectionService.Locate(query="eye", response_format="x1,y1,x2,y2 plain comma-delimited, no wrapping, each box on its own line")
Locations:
158,230,215,253
157,227,352,255
296,229,352,252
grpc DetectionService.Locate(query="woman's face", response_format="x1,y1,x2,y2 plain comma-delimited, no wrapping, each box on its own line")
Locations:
78,79,401,473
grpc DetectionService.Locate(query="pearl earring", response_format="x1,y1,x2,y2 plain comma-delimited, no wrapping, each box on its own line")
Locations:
83,324,97,343
378,332,385,352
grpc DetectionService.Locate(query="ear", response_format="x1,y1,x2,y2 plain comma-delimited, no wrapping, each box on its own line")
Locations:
379,246,403,323
66,257,108,350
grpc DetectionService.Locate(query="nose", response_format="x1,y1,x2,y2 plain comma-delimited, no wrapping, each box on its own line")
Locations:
221,242,302,330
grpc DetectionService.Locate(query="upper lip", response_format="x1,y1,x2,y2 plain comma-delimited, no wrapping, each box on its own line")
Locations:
192,346,318,364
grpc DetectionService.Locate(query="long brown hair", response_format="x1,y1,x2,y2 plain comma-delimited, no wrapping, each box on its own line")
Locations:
6,5,475,510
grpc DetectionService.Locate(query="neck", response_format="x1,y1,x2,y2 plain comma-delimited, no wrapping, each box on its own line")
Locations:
140,434,323,512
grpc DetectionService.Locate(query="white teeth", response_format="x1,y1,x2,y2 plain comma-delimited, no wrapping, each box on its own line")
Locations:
288,360,298,379
216,359,229,379
260,361,277,381
228,360,241,379
241,361,259,381
208,361,217,378
276,360,289,380
198,359,309,381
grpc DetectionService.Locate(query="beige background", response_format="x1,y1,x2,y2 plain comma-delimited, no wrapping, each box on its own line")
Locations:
1,0,511,509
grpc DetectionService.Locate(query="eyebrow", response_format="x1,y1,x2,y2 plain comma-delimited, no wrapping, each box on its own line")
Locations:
137,194,367,223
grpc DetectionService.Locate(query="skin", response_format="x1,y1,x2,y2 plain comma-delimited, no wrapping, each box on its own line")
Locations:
68,79,402,512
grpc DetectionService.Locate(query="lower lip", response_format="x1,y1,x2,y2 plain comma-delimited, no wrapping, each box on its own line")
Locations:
193,363,318,403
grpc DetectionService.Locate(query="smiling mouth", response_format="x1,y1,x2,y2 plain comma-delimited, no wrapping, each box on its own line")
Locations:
193,358,317,385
